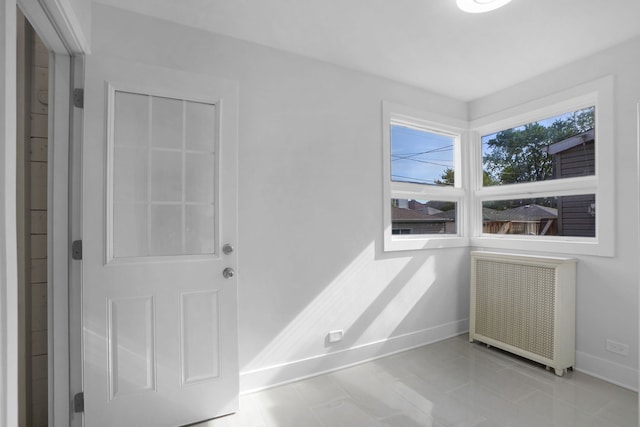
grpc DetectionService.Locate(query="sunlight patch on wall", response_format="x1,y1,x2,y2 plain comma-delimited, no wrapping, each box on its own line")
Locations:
243,242,412,373
358,257,436,343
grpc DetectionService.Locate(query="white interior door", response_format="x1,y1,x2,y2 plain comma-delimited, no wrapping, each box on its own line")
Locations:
81,55,239,427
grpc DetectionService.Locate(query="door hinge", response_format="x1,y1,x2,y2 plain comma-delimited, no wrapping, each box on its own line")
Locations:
73,88,84,108
73,392,84,413
72,240,83,260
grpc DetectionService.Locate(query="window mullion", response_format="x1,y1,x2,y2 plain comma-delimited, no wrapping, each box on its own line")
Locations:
391,183,465,200
475,176,597,201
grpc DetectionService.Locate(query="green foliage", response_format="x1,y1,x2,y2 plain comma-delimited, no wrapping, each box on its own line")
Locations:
435,168,455,186
436,167,498,187
483,171,498,186
483,107,594,185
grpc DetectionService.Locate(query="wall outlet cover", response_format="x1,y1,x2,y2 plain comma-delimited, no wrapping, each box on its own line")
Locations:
328,330,344,344
606,339,629,356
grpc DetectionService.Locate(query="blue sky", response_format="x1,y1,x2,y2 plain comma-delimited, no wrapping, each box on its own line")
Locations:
391,108,592,186
391,125,454,185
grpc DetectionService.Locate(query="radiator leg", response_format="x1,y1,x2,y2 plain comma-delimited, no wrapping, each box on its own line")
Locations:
554,368,565,377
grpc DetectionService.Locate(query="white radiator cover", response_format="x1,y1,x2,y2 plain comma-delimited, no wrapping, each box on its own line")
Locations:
470,251,576,376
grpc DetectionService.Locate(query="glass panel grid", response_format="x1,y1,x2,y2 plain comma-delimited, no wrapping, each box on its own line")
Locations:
112,90,217,258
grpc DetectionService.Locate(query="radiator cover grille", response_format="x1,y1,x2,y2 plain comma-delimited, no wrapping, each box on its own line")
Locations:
469,251,576,376
475,260,555,359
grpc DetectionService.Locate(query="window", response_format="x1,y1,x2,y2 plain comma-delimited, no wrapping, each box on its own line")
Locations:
382,77,613,256
482,106,595,187
383,102,467,251
481,106,596,237
391,124,455,186
482,195,596,237
470,76,614,256
110,91,217,259
392,199,457,235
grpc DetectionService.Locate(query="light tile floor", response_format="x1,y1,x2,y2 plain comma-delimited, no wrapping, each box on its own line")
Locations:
195,334,638,427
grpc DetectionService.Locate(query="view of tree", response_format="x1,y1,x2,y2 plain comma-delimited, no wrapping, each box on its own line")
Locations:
482,107,594,186
434,168,454,186
435,168,497,187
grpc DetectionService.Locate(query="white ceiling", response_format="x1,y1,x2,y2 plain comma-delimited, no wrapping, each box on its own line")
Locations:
95,0,640,101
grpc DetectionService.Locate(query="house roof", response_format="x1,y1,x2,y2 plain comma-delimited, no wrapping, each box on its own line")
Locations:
430,209,456,220
394,203,556,223
408,200,444,216
392,207,453,222
483,204,558,222
547,128,595,155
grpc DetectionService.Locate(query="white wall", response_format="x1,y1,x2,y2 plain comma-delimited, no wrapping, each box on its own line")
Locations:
63,0,90,47
90,4,471,392
470,37,640,390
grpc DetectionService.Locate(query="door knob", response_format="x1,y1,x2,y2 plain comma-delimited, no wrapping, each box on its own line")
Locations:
223,267,235,279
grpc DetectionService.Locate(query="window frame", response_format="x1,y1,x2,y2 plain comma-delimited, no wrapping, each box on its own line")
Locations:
382,101,469,251
469,76,614,256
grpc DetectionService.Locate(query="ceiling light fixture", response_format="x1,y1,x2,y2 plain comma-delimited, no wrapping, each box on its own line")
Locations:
457,0,512,13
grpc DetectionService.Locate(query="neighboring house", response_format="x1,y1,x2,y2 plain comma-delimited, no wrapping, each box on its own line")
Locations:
547,129,596,237
396,199,559,236
407,199,447,216
391,206,455,234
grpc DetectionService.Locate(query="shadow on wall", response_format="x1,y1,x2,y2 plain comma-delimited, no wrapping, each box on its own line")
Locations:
241,240,468,384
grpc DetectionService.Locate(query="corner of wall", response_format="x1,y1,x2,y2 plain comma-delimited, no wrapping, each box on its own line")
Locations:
576,351,639,392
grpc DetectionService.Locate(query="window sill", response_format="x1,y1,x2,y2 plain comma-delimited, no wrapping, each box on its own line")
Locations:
471,235,613,257
384,235,469,252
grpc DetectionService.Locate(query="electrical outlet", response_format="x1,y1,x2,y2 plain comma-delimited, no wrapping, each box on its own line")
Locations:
327,330,344,344
606,339,629,356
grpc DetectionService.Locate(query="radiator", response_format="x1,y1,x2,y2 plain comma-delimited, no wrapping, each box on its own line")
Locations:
469,251,576,376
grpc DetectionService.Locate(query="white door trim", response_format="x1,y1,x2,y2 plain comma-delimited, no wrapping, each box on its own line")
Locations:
47,50,72,427
68,54,83,427
18,0,88,55
0,2,19,427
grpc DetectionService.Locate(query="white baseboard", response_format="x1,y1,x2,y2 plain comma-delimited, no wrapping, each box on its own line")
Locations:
240,319,469,394
575,351,639,392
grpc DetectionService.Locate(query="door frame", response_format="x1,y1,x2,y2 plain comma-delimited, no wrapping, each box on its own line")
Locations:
1,1,87,426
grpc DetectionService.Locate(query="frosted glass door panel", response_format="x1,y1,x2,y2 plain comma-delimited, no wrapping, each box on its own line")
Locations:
186,153,215,204
152,96,183,149
151,150,182,202
186,205,216,254
113,204,148,258
113,146,147,202
186,102,217,151
111,90,217,258
114,92,148,147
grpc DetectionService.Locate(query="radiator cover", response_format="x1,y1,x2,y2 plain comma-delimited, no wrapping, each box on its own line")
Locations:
470,251,576,376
